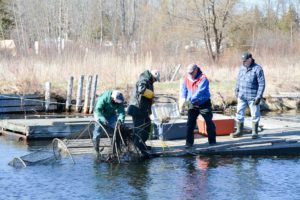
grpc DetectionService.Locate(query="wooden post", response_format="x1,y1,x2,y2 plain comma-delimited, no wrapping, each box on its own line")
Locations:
178,78,184,113
66,76,74,112
34,41,39,55
89,74,98,114
179,78,183,100
45,82,51,112
75,75,84,112
83,75,92,114
170,64,182,82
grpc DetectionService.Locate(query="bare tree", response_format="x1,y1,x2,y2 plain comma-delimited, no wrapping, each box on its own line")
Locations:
188,0,236,62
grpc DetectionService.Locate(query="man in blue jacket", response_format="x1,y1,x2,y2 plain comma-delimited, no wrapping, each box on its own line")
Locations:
180,64,216,147
232,52,265,139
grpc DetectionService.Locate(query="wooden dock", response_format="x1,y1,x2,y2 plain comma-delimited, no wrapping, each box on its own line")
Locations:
56,116,300,157
1,114,300,156
0,116,134,140
0,117,93,140
0,94,57,113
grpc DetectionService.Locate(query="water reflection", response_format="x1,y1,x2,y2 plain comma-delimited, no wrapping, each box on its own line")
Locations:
182,157,209,200
2,136,300,200
232,157,262,200
92,160,151,200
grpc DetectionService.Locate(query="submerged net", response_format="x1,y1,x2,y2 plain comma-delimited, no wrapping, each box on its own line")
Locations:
63,120,145,163
8,120,149,168
8,138,74,168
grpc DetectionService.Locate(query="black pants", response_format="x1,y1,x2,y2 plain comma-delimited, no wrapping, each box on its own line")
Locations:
132,116,151,153
186,99,216,146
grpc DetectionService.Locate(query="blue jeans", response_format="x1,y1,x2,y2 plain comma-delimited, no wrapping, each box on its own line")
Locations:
236,98,260,123
186,99,216,146
93,114,117,141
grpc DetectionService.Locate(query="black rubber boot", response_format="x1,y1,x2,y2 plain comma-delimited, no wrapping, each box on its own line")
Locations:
232,121,244,138
93,139,100,160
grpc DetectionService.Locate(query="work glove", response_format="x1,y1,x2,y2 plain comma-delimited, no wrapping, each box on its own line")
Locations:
143,89,154,99
179,98,186,114
235,89,239,99
254,97,261,105
101,120,109,126
188,101,198,109
117,119,123,125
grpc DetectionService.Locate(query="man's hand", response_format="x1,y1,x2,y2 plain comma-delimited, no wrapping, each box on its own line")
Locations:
235,89,239,99
101,120,108,126
179,98,186,114
254,98,261,105
188,101,198,109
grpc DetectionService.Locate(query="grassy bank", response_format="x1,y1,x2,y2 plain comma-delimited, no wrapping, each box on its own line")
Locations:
0,51,299,108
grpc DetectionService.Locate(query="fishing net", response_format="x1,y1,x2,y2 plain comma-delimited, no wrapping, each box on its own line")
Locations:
8,139,74,168
62,120,147,163
8,95,180,168
8,118,154,168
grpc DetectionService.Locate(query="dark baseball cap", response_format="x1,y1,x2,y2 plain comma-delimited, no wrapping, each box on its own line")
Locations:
187,64,198,74
241,52,252,61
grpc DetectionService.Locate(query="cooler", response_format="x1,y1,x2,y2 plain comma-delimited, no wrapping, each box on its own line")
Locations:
197,114,234,136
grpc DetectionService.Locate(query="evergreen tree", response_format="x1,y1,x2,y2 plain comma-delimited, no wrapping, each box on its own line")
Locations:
0,0,14,39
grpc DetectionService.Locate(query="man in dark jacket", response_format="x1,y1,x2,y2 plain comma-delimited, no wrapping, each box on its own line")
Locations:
127,69,160,156
232,52,265,139
93,90,125,157
180,64,216,148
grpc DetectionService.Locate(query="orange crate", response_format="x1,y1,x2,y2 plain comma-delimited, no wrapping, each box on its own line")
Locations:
197,114,235,136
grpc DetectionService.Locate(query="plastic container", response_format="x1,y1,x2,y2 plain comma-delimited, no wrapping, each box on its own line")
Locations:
153,119,187,140
151,103,187,140
197,114,235,136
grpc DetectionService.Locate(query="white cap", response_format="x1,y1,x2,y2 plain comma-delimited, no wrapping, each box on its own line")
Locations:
111,90,124,103
150,69,160,82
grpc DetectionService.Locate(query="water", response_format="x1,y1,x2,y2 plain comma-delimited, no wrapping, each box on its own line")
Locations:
1,138,300,200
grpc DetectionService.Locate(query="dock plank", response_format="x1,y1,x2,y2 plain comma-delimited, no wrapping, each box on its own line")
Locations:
0,94,58,113
0,117,94,139
1,115,300,157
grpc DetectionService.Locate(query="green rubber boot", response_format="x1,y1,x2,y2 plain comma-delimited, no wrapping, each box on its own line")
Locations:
252,122,259,139
232,121,244,138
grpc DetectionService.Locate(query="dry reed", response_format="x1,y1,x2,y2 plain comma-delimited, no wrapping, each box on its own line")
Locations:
0,48,299,99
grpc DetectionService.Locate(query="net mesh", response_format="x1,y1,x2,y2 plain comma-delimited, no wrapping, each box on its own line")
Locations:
8,95,179,168
8,120,146,168
8,139,74,168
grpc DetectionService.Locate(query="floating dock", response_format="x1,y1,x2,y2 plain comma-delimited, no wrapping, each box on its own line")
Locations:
1,115,300,156
0,117,93,140
0,94,57,113
0,116,134,140
48,116,300,157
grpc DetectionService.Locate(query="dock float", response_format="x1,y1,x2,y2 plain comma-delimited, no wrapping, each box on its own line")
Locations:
0,116,134,140
60,115,300,157
2,115,300,156
0,117,93,140
0,94,57,113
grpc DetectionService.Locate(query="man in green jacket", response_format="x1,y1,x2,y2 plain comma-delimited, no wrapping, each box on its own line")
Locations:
93,90,126,156
127,69,160,156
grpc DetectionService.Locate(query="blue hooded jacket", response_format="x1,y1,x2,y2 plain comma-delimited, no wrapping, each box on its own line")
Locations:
181,67,211,106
